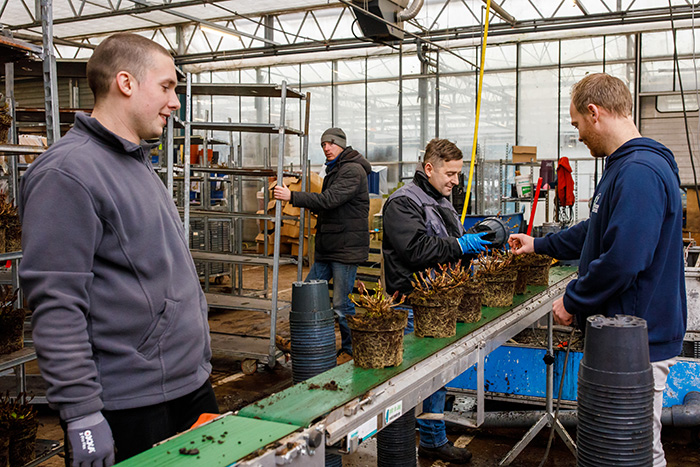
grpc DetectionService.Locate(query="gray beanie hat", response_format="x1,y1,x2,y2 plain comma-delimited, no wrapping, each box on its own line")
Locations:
321,127,347,149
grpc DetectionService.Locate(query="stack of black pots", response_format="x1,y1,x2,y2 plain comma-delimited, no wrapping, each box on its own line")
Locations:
377,410,417,467
577,315,653,466
289,280,340,467
289,280,336,383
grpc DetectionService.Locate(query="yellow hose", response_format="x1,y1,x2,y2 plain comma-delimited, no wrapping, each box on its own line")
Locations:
461,0,492,223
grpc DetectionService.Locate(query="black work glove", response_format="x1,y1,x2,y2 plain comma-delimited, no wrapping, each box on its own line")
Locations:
66,412,115,467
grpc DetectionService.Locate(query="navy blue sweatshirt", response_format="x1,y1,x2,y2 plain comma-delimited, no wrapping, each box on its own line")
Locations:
534,138,686,362
19,113,212,421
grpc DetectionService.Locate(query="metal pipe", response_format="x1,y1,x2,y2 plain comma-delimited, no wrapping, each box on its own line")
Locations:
269,80,287,368
447,411,578,429
396,0,424,21
662,391,700,427
480,0,516,25
453,394,700,430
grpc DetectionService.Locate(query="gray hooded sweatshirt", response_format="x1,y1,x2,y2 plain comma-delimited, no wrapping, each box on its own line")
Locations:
19,113,212,422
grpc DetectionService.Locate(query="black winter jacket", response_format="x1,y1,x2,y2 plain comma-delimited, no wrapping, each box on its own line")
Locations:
291,146,371,264
382,170,465,295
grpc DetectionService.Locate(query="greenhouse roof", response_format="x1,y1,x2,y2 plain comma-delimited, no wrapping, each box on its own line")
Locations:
1,0,698,62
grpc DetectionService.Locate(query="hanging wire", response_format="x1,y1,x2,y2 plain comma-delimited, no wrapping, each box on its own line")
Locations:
460,0,492,223
692,3,700,176
668,0,700,212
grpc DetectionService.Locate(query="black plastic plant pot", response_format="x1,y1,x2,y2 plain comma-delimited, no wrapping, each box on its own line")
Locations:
291,279,332,313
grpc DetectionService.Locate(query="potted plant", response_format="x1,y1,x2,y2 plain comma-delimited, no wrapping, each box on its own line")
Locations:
347,281,407,369
0,393,38,466
450,260,484,323
509,253,530,295
409,263,462,338
475,250,517,307
0,288,25,355
517,253,554,286
0,415,8,467
0,193,21,254
0,95,11,145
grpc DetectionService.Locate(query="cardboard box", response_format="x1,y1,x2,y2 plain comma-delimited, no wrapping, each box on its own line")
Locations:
368,198,384,228
280,223,301,238
291,241,309,257
512,146,537,163
255,234,293,255
282,202,301,217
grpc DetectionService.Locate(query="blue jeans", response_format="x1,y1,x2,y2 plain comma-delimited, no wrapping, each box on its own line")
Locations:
306,261,357,354
399,306,449,449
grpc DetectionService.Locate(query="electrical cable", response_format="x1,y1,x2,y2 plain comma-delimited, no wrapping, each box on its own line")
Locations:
460,0,492,223
668,0,700,211
538,326,576,467
691,3,700,178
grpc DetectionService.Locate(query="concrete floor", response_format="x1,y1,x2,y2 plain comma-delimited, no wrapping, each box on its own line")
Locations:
21,263,700,465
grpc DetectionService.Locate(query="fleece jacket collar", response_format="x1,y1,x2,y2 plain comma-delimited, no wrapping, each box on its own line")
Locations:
74,112,158,163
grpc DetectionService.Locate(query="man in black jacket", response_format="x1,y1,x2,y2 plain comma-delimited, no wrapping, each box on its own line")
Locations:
274,128,371,357
382,138,489,464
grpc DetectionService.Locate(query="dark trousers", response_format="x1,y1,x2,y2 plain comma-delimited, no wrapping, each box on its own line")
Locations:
63,380,219,465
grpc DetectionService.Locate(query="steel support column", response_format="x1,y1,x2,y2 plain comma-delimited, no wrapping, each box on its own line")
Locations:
41,0,60,145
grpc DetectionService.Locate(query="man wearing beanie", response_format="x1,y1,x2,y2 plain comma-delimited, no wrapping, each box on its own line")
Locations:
274,127,371,359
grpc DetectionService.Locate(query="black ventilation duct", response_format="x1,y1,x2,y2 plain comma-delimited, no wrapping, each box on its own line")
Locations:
350,0,415,41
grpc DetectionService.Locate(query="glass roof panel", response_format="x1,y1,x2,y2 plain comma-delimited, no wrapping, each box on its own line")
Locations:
1,0,698,59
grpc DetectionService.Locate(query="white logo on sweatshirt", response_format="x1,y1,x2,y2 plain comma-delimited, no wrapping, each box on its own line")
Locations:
80,429,96,454
592,193,601,214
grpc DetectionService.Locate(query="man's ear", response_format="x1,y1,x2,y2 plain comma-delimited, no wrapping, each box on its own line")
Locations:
587,103,600,123
424,161,434,178
115,71,134,97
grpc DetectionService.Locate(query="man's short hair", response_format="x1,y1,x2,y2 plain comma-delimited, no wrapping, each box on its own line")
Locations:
87,33,172,101
571,73,633,118
423,138,463,167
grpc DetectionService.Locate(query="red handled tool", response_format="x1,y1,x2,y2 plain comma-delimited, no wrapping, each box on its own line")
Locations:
526,177,543,236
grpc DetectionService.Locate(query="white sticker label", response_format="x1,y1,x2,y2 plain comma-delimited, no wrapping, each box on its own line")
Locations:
384,401,403,425
346,417,378,447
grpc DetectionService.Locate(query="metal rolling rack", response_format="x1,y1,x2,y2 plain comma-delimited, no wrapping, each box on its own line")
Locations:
499,159,548,218
1,36,50,400
1,4,64,464
170,76,310,368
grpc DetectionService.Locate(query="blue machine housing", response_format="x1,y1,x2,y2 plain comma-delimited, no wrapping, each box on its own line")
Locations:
448,344,697,407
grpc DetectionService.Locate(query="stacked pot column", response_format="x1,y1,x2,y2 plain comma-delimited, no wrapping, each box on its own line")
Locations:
289,280,336,382
577,315,654,467
289,280,340,467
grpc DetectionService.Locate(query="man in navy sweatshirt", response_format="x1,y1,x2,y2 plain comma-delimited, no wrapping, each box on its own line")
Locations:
509,73,686,467
19,34,218,465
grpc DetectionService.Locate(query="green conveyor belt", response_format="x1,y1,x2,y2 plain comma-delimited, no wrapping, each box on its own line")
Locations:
237,266,577,427
115,266,575,466
116,415,301,466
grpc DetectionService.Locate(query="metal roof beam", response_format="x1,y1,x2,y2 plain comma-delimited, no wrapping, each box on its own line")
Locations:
8,0,231,31
12,31,96,49
126,0,278,46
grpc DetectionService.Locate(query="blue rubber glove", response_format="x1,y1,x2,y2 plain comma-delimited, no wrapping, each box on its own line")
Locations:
66,412,115,467
457,232,491,254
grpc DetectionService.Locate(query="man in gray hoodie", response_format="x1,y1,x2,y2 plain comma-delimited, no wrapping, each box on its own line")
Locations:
19,33,217,466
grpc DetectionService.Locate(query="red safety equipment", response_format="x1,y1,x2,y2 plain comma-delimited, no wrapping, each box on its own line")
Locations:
557,157,575,207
